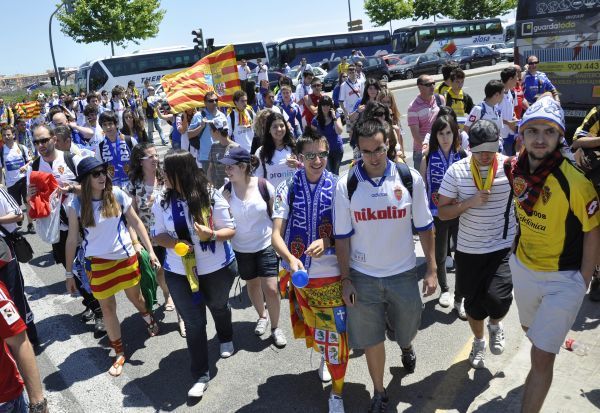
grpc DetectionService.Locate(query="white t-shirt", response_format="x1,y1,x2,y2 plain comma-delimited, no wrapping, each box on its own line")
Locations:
499,90,517,139
110,99,125,129
2,144,29,187
228,110,255,153
423,130,470,153
221,178,274,253
273,178,340,278
76,99,88,126
69,187,135,260
151,190,236,276
339,79,363,113
465,101,503,142
295,82,312,109
437,155,516,254
0,186,22,235
255,146,297,189
334,161,433,277
256,64,269,82
237,65,251,81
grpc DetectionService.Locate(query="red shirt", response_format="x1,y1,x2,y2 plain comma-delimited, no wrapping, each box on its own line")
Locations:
303,93,322,125
513,83,525,120
0,281,26,402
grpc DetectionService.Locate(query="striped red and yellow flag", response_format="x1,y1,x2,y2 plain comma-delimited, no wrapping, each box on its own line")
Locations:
14,101,41,120
161,44,241,113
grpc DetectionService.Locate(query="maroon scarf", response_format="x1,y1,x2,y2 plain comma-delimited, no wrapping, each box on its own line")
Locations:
505,149,564,216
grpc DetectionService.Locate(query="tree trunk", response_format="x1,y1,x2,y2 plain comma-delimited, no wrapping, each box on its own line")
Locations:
111,41,115,56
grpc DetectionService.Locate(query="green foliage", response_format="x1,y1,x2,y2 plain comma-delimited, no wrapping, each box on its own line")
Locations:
56,0,166,48
412,0,516,20
364,0,413,27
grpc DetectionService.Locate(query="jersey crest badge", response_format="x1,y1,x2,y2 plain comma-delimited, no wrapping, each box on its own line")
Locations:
394,186,403,201
513,176,527,197
290,236,306,258
542,185,551,204
0,302,19,325
58,165,65,175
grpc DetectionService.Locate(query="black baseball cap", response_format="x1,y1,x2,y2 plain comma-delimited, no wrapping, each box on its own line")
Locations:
218,146,250,165
469,119,500,153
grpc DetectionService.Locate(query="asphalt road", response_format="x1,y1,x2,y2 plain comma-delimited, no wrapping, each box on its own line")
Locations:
22,70,537,413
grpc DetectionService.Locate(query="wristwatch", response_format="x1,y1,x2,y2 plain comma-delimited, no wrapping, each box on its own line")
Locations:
29,397,47,413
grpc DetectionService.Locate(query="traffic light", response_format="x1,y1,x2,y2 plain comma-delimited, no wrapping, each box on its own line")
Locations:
206,38,214,54
192,29,204,54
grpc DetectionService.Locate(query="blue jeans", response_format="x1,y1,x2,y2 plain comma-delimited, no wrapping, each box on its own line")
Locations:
0,393,27,413
147,117,165,144
164,260,237,382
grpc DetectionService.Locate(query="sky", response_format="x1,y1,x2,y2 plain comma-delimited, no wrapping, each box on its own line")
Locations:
0,1,514,76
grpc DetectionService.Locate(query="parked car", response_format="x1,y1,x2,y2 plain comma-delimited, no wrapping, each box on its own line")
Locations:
488,43,514,62
247,70,285,90
384,53,444,80
289,66,328,87
322,56,390,91
450,46,501,70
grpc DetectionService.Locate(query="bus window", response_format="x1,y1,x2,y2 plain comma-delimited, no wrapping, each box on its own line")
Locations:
485,22,503,35
436,26,451,38
470,23,485,36
371,32,390,45
315,38,333,50
294,39,314,53
352,33,370,46
89,62,108,92
417,28,433,43
334,36,350,48
451,24,468,36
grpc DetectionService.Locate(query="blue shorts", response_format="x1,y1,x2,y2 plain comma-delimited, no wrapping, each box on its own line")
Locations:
347,267,423,349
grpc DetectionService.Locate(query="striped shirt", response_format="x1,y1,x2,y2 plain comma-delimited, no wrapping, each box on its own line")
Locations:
0,186,22,235
407,95,441,152
438,155,515,254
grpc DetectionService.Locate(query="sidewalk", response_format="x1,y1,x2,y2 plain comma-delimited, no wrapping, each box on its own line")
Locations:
467,297,600,413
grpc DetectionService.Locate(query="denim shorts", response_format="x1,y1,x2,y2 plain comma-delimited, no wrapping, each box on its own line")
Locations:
235,246,279,280
347,267,423,349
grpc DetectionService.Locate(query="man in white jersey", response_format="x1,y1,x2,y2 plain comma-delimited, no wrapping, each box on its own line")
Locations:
464,80,504,138
255,58,269,83
335,119,436,412
339,64,364,143
437,120,515,370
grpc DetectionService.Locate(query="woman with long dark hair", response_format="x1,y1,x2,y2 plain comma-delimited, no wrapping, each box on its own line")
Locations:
255,112,300,188
349,78,381,123
311,95,344,174
121,108,149,143
419,115,466,318
362,102,403,162
151,150,237,399
64,157,160,377
127,143,184,332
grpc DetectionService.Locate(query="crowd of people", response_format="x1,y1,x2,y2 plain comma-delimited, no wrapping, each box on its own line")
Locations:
0,53,599,413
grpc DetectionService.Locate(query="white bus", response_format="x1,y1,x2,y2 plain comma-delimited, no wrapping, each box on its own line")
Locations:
75,42,269,92
392,18,505,55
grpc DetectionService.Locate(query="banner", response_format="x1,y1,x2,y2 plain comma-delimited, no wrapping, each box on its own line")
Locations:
14,101,40,120
160,44,240,113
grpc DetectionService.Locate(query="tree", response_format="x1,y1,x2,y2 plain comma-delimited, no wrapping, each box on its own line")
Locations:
56,0,166,56
364,0,413,32
413,0,516,20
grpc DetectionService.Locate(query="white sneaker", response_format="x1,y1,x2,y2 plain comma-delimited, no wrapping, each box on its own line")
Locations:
469,339,486,369
318,355,331,382
454,299,467,320
328,394,345,413
220,341,234,358
187,380,207,398
445,256,454,270
439,291,452,308
488,323,505,355
271,328,287,348
254,317,269,336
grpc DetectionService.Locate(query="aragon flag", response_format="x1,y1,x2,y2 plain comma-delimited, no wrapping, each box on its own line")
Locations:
161,44,241,112
14,101,41,120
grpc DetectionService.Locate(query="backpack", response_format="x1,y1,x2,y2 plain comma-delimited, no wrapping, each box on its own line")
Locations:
1,144,28,169
224,178,272,219
229,108,255,135
98,136,134,161
434,94,443,107
445,92,474,115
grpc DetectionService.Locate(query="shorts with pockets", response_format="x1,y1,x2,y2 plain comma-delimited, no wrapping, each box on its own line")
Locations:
235,246,279,280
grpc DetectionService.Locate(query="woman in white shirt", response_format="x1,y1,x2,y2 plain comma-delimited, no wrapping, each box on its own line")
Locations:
64,157,160,377
151,150,237,399
218,147,286,348
255,112,301,189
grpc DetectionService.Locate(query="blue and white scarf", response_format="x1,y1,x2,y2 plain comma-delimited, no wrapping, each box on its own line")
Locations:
426,149,463,216
284,169,336,271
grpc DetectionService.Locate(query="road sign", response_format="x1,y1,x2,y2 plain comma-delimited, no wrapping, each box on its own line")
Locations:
347,19,362,27
349,25,363,32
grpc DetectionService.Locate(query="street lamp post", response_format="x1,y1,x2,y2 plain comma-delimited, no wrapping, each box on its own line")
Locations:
49,3,63,94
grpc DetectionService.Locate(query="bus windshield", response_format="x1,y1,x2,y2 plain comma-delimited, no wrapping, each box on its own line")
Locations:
515,0,600,134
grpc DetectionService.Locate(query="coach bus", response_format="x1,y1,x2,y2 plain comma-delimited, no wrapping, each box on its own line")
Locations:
391,18,504,55
269,29,392,70
515,0,600,138
75,42,269,92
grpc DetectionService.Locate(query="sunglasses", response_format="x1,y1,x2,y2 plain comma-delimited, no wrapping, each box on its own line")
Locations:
33,138,51,146
206,99,218,103
91,168,108,178
302,151,329,160
348,68,356,72
419,82,435,87
528,61,539,65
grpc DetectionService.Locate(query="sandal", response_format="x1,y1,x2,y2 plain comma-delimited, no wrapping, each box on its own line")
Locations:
108,355,126,377
178,314,187,338
165,302,175,312
142,312,160,337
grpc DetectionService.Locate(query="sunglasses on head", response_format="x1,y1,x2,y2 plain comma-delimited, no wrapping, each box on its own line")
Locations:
91,168,108,178
33,138,51,146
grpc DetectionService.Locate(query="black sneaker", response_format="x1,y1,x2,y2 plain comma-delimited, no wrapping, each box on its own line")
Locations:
590,276,600,302
401,347,416,373
80,308,94,322
27,223,35,234
368,390,389,413
94,317,107,339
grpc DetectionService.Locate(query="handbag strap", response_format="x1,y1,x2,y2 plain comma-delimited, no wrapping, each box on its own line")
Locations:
0,224,12,238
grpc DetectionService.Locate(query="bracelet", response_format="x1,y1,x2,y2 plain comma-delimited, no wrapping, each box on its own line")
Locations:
132,240,141,246
28,397,47,413
210,230,217,241
65,271,74,279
